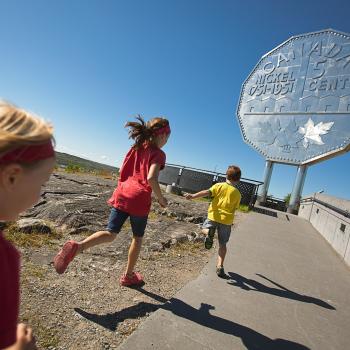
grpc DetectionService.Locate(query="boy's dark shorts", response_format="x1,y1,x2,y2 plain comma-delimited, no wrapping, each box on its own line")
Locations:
107,207,148,237
202,218,232,245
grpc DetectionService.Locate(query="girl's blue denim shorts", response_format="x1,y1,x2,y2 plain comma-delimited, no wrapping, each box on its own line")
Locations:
107,207,148,237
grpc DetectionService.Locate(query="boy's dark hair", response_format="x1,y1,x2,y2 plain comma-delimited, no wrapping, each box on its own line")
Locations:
226,165,241,182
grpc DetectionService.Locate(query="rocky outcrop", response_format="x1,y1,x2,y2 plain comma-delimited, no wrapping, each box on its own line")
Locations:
22,173,116,234
20,172,209,246
16,219,52,234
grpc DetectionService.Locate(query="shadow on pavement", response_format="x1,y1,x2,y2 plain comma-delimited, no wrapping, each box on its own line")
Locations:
227,272,335,310
75,287,310,350
252,207,278,218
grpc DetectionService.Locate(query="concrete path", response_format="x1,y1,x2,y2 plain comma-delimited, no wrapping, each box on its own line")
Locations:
118,210,350,350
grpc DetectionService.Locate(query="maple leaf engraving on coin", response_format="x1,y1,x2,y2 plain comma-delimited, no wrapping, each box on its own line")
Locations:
298,118,334,148
256,121,276,145
275,119,303,152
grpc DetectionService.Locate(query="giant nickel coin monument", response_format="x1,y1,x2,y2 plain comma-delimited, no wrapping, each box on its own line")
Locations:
236,29,350,213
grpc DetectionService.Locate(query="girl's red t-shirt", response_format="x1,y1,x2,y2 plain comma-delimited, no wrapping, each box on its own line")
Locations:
108,143,166,216
0,230,20,349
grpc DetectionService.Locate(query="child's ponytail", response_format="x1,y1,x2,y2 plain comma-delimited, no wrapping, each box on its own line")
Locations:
125,115,170,149
125,115,152,149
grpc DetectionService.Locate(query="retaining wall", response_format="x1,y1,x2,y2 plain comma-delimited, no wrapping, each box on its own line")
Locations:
299,193,350,267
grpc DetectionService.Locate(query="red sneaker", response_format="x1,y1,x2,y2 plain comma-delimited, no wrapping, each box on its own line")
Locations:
120,272,144,287
54,240,79,274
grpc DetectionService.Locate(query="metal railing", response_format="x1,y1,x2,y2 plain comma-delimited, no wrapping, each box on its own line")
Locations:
159,163,263,208
263,196,287,212
300,197,350,219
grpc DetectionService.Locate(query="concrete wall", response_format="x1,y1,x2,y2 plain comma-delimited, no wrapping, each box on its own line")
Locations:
299,193,350,267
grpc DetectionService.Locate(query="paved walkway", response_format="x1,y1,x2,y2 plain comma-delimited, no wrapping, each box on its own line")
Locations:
118,210,350,350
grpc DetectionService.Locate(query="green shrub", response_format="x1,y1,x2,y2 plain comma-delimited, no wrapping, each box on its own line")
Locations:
65,163,83,173
239,204,250,213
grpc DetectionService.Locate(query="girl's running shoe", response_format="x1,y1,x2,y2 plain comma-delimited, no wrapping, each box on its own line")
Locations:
54,240,79,274
120,272,144,287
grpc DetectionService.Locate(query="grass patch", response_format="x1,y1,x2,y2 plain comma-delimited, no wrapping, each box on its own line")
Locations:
22,262,46,280
65,163,84,173
22,312,59,349
171,241,205,256
62,163,117,179
37,327,60,349
238,204,250,213
148,211,158,220
5,224,61,248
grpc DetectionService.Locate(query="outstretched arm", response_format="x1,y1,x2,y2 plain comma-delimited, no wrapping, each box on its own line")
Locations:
185,189,210,200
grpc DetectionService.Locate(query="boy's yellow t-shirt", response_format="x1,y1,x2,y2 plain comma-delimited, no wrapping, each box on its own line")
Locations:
208,182,241,225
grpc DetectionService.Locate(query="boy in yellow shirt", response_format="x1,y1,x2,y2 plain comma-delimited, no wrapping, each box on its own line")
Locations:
185,165,241,278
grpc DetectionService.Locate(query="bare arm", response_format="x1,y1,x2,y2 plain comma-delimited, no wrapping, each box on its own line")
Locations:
147,163,167,207
185,189,211,200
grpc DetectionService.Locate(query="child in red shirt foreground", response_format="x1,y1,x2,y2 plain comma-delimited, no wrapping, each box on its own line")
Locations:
0,101,56,350
54,116,170,287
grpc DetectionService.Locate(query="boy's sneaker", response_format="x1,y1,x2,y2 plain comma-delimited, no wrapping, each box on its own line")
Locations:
204,228,215,249
120,272,144,287
54,240,79,274
216,266,226,278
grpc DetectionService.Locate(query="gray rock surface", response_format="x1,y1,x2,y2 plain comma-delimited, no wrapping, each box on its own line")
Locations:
23,172,208,237
17,218,52,234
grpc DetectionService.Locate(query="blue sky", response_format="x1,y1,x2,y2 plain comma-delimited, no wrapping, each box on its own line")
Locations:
0,0,349,199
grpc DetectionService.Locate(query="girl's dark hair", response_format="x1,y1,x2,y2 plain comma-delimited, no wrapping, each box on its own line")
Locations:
125,115,169,149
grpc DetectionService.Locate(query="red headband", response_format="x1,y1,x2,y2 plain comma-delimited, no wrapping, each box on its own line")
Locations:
0,141,55,164
153,125,171,136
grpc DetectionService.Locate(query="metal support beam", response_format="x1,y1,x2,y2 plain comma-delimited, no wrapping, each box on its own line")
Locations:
287,165,308,214
256,160,274,205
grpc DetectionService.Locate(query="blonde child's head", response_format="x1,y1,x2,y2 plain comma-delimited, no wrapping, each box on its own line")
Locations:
226,165,241,183
0,101,56,221
125,115,170,149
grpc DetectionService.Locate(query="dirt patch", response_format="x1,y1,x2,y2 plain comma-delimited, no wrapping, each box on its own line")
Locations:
11,172,246,349
18,226,213,349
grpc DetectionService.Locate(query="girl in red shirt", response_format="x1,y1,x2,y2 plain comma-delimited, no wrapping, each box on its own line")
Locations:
0,101,56,350
54,116,170,287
